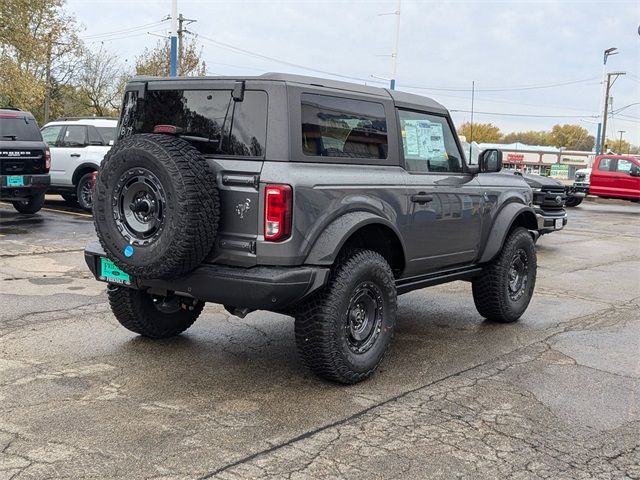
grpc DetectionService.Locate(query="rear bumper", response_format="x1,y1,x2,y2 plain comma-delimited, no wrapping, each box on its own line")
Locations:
0,174,50,200
84,241,330,311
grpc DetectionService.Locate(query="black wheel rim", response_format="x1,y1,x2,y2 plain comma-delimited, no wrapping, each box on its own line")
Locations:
508,248,529,301
113,168,167,245
345,282,384,354
79,176,93,209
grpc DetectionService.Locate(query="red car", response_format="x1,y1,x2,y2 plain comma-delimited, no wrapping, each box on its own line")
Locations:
566,155,640,206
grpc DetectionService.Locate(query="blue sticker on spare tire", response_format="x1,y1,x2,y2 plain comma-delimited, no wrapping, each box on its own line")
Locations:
124,245,134,257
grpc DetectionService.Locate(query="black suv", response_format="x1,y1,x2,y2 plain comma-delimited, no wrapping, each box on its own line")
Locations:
86,74,539,383
0,109,51,214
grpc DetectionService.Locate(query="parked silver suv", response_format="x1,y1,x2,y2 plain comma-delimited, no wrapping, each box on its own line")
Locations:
41,117,117,210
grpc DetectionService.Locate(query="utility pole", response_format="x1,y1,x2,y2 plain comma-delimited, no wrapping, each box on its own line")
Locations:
596,47,618,155
170,0,178,76
600,71,625,154
43,40,52,123
618,130,625,153
389,0,401,90
177,13,196,75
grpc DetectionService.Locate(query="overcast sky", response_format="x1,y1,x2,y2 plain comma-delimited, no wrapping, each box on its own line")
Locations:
68,0,640,146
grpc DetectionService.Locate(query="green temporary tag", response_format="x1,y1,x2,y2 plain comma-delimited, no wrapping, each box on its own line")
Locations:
100,257,131,285
7,176,25,187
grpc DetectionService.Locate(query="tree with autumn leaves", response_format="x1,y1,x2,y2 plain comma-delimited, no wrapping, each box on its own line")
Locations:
0,0,206,124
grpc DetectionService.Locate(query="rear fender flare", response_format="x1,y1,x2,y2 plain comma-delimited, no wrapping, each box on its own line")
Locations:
304,211,406,266
479,203,537,263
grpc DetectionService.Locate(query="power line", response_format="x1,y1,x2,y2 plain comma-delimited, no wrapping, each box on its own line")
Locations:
402,77,600,93
84,28,168,44
450,109,598,119
80,18,169,40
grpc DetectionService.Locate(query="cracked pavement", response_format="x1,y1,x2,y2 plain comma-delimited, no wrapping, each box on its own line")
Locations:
0,200,639,479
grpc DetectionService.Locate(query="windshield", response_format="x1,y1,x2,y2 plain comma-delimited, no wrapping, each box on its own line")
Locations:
0,116,42,141
119,89,267,157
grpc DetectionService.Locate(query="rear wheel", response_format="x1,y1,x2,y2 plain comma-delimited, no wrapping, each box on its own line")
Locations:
76,172,94,211
472,227,537,323
107,286,203,339
12,192,46,214
294,250,397,384
565,196,583,207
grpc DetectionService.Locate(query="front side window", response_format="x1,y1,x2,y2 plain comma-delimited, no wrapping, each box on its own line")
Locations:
616,159,634,174
60,126,87,147
398,110,462,173
301,93,387,159
124,89,267,157
87,126,104,145
97,127,116,145
41,125,63,146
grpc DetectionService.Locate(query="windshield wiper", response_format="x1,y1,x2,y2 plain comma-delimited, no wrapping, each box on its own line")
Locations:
1,135,17,140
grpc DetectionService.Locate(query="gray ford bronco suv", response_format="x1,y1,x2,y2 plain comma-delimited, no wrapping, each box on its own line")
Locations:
86,74,538,384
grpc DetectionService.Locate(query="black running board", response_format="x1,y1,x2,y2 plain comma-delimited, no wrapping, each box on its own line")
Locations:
396,266,482,295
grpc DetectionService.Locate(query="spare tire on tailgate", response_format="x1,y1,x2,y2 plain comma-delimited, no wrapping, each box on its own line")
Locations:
93,134,220,279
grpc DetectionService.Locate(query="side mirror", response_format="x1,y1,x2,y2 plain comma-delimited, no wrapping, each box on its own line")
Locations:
479,149,502,173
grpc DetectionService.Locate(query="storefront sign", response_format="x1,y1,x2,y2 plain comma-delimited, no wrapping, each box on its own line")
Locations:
561,156,589,165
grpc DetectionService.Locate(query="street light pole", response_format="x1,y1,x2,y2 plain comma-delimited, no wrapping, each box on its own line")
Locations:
389,0,401,90
600,71,625,154
596,47,618,155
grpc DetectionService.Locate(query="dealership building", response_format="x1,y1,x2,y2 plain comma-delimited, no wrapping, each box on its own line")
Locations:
478,142,594,179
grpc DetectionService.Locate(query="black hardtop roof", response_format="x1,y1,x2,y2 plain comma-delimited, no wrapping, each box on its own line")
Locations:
132,73,448,114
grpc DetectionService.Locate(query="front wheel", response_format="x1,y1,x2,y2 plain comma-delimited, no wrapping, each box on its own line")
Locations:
107,286,203,339
76,172,94,211
12,192,46,214
294,250,397,384
565,196,583,207
472,227,537,323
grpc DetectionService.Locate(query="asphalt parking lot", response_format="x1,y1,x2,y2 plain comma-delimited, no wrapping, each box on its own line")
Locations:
0,198,638,479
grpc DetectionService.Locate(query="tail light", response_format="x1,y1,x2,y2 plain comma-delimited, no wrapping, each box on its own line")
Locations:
91,171,97,187
264,184,292,242
153,125,183,134
44,149,51,171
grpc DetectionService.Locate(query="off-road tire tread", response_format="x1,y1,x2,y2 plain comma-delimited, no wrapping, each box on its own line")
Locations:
565,196,583,207
108,286,203,339
294,249,397,384
472,227,536,323
94,134,220,279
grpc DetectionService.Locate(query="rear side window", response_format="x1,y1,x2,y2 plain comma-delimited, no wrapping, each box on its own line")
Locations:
599,158,614,171
301,93,388,159
0,116,42,141
87,126,104,145
121,89,267,157
97,127,116,145
60,126,87,147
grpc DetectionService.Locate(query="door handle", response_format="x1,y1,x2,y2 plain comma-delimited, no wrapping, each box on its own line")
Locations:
411,193,434,204
70,153,81,158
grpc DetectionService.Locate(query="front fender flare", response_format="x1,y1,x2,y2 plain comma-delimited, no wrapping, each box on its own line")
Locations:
478,203,537,264
304,211,406,266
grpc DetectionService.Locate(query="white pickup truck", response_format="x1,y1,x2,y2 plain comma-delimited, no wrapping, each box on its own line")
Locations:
40,118,117,210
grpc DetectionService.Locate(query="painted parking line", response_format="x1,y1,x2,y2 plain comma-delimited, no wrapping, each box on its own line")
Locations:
41,207,92,218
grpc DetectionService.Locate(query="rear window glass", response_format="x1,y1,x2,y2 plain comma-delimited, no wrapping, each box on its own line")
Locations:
0,117,42,141
119,89,267,157
301,93,387,159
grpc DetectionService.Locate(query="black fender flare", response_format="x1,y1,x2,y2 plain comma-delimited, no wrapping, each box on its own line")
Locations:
478,203,537,264
304,211,407,266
